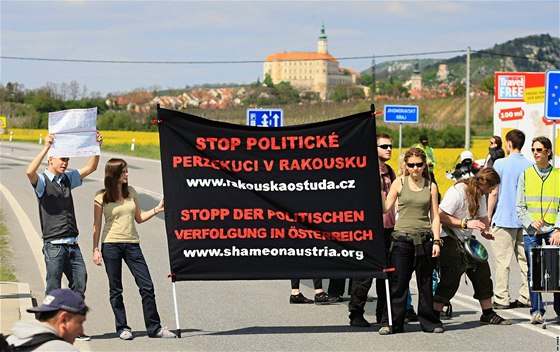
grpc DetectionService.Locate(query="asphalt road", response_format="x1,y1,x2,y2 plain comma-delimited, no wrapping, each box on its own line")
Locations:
1,140,558,351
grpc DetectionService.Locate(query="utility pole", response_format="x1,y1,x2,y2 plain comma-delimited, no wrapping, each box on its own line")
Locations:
465,46,471,151
371,55,376,102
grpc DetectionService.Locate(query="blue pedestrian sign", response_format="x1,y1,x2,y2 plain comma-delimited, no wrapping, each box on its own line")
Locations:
247,109,283,127
545,70,560,120
383,105,419,124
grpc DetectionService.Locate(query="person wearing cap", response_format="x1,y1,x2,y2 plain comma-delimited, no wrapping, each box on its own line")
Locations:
487,129,532,310
447,151,478,181
414,135,437,173
6,288,89,351
26,132,102,341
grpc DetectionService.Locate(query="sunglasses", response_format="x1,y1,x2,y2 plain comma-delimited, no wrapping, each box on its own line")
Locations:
378,144,392,150
531,148,546,153
406,162,424,168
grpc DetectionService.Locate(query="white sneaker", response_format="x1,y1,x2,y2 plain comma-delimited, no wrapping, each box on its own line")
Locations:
119,329,133,340
76,334,91,341
156,327,176,339
531,313,544,325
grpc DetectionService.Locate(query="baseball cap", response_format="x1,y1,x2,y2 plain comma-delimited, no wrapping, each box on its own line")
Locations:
27,289,88,316
419,134,428,142
460,151,474,162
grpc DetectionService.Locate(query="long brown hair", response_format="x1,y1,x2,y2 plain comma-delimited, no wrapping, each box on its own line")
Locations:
102,158,129,203
457,168,500,218
401,147,430,181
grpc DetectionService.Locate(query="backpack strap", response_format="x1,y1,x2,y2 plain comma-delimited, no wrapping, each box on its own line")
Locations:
14,333,64,352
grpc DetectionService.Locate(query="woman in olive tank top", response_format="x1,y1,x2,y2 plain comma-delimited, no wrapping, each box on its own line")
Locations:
378,147,443,335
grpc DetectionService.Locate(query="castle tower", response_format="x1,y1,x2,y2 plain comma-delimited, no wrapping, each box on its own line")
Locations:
317,24,328,54
410,59,422,91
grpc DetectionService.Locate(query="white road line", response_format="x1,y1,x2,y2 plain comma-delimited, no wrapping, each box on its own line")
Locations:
450,291,559,338
0,183,46,284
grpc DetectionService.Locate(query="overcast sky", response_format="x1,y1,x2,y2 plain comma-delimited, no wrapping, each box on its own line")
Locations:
1,0,559,96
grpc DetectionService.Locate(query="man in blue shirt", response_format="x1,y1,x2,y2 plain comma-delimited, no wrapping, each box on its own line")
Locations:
487,129,533,309
26,132,102,340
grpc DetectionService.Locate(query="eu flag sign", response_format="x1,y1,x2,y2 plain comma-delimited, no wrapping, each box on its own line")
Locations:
545,70,560,120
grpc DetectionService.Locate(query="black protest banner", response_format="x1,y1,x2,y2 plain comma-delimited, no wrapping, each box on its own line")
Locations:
157,107,386,281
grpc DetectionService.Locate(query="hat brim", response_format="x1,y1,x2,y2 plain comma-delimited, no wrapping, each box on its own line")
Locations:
27,305,60,314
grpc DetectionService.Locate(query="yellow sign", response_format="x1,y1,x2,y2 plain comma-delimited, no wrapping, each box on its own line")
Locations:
0,116,6,135
524,87,545,104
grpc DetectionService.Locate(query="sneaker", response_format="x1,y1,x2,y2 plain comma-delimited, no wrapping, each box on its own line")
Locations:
289,293,314,304
378,326,391,335
510,300,531,308
75,334,91,341
156,327,176,338
440,303,453,320
349,316,371,328
404,309,418,324
119,329,133,340
432,326,444,333
492,302,511,310
314,292,337,305
480,312,512,325
530,313,544,325
329,295,344,303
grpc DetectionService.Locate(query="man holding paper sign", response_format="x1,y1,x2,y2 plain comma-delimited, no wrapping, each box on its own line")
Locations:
26,131,102,321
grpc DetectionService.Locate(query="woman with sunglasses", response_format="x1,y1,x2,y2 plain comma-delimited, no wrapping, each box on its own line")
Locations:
516,136,560,325
92,158,176,340
378,147,443,335
434,168,512,325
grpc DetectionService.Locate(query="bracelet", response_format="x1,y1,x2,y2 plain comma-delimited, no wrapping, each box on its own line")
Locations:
461,218,470,229
153,208,158,215
433,239,442,247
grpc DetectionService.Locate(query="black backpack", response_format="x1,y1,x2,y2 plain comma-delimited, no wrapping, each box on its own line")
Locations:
0,333,63,352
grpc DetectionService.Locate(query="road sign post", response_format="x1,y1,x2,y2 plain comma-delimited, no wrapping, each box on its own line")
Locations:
545,70,560,167
246,109,283,127
383,105,419,160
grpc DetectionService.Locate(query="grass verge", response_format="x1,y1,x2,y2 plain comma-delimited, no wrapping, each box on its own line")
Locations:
101,143,160,159
0,211,17,281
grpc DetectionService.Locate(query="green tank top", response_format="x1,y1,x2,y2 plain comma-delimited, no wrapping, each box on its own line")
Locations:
394,176,432,233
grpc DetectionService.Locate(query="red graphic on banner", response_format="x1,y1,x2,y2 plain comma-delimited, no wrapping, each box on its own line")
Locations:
542,115,554,126
498,107,524,121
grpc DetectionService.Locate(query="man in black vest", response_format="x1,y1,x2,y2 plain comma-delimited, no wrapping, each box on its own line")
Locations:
26,132,102,341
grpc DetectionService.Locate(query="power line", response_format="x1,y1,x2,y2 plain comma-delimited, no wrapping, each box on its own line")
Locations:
1,48,557,65
0,49,468,65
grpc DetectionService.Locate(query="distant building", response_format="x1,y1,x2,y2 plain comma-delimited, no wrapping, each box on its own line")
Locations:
410,60,422,91
437,63,449,81
263,25,357,100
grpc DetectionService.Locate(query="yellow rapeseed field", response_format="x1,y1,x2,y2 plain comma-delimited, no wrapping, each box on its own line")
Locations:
2,129,160,146
386,138,489,195
2,128,489,194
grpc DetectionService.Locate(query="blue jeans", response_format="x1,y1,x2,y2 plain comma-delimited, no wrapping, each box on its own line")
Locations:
42,243,87,297
523,233,560,316
102,243,162,336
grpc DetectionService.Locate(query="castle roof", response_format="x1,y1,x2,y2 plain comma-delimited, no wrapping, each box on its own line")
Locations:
265,52,337,62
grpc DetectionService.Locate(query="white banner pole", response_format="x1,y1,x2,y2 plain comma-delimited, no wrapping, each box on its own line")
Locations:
385,278,393,333
172,281,181,338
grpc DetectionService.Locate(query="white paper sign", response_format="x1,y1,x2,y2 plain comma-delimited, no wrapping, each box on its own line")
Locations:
48,108,99,157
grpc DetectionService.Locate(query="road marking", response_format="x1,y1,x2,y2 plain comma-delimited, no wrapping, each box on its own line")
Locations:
0,183,46,284
450,291,559,338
